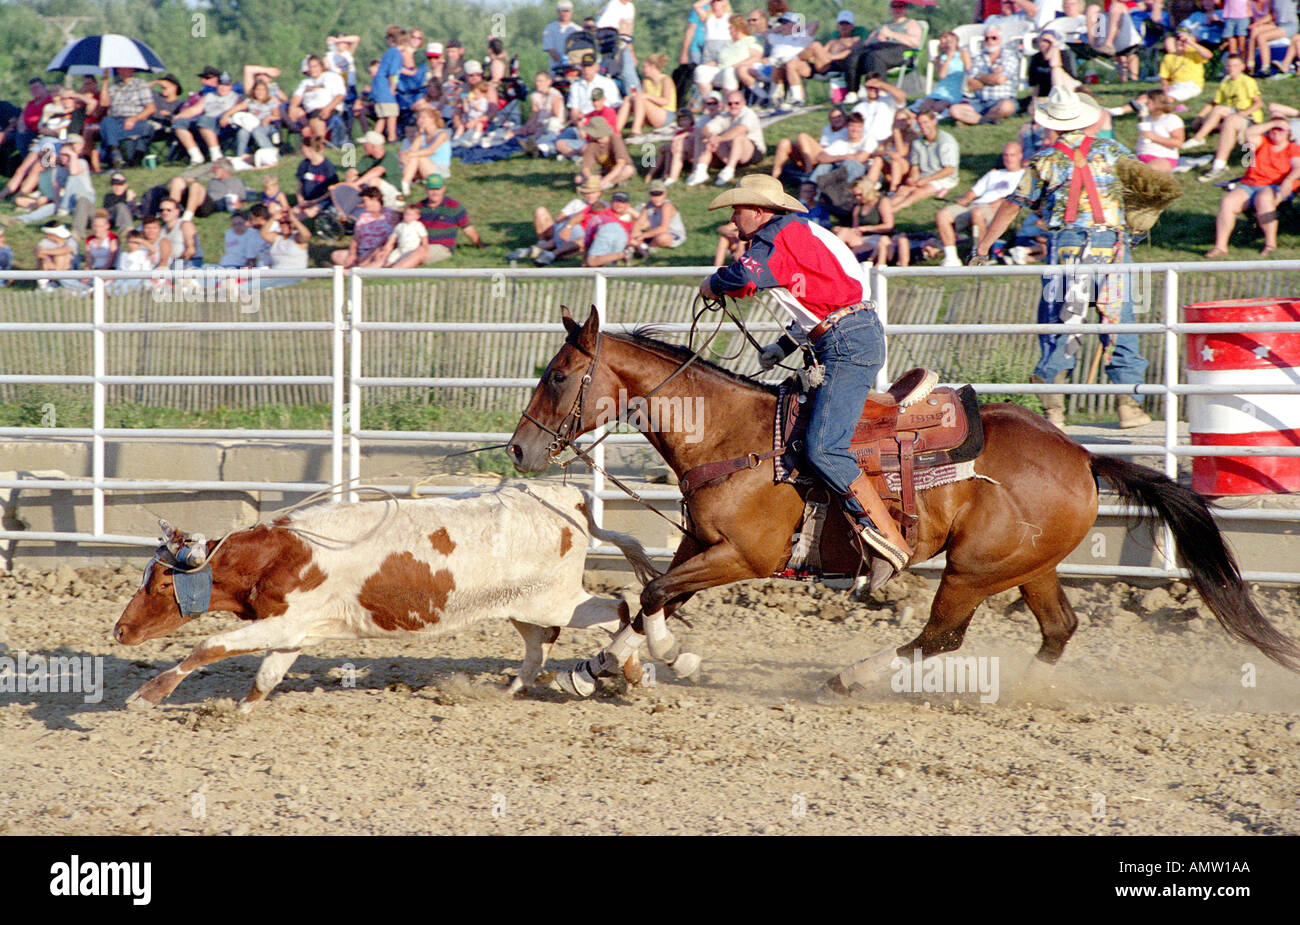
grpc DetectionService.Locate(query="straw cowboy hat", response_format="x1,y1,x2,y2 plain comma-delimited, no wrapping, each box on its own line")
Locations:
708,174,806,213
1034,86,1102,132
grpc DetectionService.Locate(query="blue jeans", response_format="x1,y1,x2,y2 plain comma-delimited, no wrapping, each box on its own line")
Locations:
100,115,154,150
235,125,273,156
803,308,885,511
1034,228,1148,385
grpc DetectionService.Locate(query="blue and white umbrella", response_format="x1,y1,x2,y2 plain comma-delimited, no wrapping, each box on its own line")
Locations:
46,34,165,75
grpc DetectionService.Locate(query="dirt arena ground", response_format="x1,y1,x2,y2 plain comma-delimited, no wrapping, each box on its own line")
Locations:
0,565,1297,836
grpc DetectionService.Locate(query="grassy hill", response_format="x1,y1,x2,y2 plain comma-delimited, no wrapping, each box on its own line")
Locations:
5,72,1300,281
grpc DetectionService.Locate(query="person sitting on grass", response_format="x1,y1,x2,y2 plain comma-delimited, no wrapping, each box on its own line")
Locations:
373,201,430,268
685,90,765,187
166,158,248,223
628,179,687,257
577,117,635,190
583,191,637,267
1183,55,1264,182
768,106,848,181
880,110,959,216
646,109,697,183
832,176,894,250
508,176,605,265
294,137,339,221
415,174,483,263
1205,117,1300,258
35,222,80,291
1133,91,1185,172
935,141,1025,266
330,185,398,268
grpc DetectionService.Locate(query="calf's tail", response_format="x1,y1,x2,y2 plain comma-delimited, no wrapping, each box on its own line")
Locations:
580,490,662,587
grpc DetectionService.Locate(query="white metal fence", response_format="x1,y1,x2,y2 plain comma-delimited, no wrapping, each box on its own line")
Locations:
1,262,1297,583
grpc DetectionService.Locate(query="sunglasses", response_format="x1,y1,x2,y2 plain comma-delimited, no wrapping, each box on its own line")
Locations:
649,190,666,195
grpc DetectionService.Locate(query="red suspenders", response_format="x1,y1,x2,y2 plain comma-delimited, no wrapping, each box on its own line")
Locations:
1053,136,1105,225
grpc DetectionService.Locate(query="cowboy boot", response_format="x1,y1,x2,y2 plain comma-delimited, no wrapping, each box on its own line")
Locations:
843,473,911,590
1117,394,1152,429
1031,372,1068,429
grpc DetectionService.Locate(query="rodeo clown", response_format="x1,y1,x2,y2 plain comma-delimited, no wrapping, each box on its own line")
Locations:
697,173,911,588
972,86,1153,430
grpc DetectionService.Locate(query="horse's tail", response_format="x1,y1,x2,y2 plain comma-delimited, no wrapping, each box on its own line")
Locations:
1090,454,1300,671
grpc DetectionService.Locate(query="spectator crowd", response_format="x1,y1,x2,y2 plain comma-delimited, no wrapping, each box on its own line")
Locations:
1,0,1298,290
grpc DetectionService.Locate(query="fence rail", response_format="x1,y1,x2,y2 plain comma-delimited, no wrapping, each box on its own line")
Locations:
0,263,1296,583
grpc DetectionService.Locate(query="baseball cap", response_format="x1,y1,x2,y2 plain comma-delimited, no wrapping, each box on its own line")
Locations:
557,0,574,8
611,191,630,203
837,10,855,24
425,174,445,189
585,117,612,138
361,130,386,146
705,90,724,103
591,87,605,100
580,52,597,66
426,41,444,57
198,65,221,79
110,172,127,184
218,71,232,84
463,60,483,75
778,12,800,23
648,179,667,194
42,223,71,239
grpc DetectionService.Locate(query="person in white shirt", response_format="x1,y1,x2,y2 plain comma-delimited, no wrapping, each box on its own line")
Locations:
746,12,814,108
808,112,877,182
769,105,848,178
935,141,1025,265
544,0,582,69
290,55,347,143
218,211,261,268
378,203,432,267
566,54,622,124
597,0,636,33
686,90,765,186
851,76,907,150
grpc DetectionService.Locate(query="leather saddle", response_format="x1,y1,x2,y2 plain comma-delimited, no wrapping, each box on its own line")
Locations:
779,368,985,545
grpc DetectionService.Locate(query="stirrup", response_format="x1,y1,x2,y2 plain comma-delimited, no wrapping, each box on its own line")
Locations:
848,518,908,572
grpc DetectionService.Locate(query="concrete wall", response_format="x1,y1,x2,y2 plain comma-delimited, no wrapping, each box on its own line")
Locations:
1,437,1295,581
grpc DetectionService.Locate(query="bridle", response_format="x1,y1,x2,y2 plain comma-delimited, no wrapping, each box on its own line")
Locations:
519,329,604,462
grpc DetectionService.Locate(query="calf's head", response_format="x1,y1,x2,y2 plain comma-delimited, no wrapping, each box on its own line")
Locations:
114,520,214,645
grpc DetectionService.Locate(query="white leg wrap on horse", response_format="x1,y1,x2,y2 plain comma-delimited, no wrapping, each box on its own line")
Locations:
606,624,646,665
670,649,702,679
838,646,899,689
643,611,678,660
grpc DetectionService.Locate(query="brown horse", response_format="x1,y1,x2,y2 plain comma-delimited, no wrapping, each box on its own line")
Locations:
508,307,1300,699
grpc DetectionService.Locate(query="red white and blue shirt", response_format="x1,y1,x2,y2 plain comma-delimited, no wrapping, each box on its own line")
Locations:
707,212,869,330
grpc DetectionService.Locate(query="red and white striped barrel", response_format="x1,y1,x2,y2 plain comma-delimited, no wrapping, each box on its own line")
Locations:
1185,298,1300,495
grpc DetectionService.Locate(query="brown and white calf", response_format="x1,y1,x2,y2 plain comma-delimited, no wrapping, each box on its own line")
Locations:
114,483,659,711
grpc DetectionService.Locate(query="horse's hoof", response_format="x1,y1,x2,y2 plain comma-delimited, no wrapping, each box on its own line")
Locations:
670,650,701,681
813,677,851,706
505,676,525,696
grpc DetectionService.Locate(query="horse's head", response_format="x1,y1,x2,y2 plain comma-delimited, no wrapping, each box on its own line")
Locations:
509,305,606,474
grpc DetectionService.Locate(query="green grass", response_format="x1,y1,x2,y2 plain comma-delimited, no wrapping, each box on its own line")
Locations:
7,72,1300,275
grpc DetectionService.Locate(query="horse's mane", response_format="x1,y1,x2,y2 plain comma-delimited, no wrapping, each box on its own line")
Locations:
606,325,779,395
